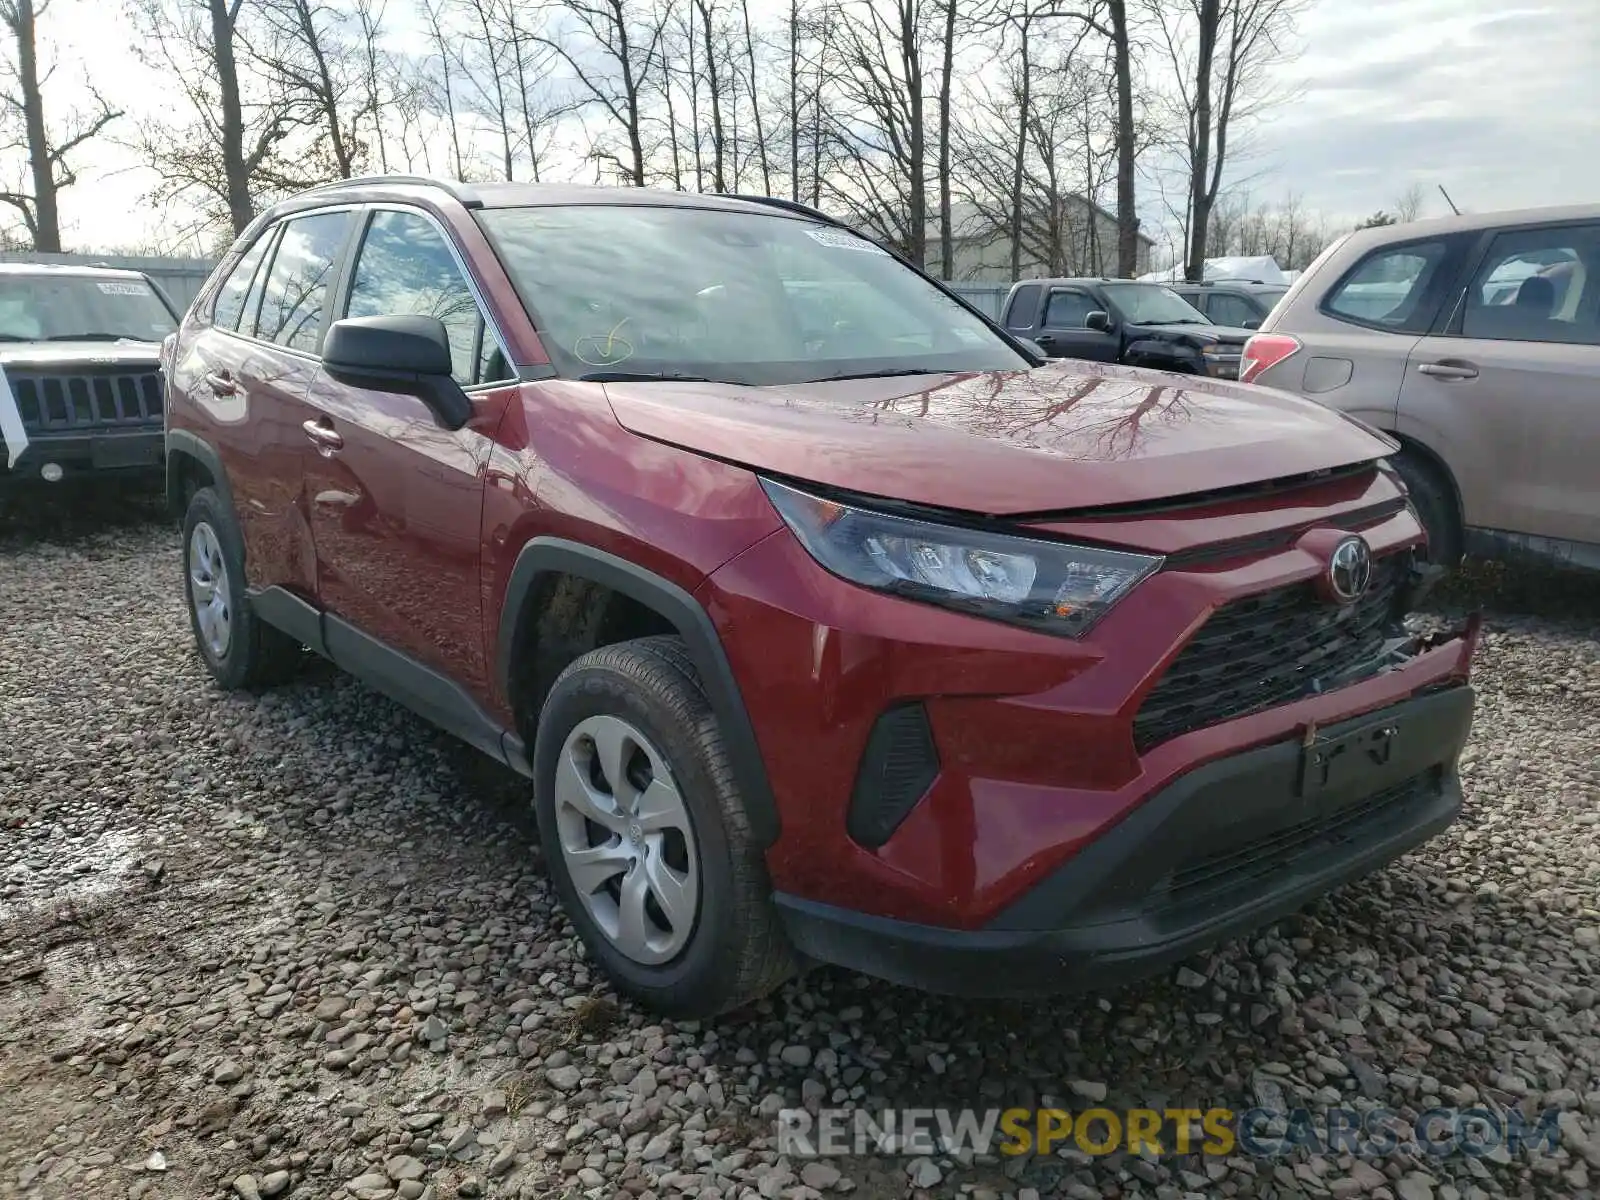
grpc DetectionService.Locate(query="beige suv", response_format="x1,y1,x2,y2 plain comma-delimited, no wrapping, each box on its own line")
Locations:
1242,204,1600,571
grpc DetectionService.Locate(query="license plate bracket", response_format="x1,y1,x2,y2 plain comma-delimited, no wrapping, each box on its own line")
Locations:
91,436,159,470
1297,714,1402,798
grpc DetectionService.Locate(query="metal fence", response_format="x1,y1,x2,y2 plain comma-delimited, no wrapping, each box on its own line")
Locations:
948,283,1010,319
0,251,217,315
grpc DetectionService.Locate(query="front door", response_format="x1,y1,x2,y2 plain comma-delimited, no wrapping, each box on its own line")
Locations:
1397,219,1600,546
302,206,521,701
1035,287,1120,362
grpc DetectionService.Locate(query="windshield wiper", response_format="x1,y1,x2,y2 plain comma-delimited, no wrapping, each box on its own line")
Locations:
823,367,945,381
578,369,715,382
44,332,147,342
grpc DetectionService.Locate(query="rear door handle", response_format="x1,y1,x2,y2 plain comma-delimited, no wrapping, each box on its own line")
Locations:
1034,333,1057,345
302,419,343,454
1417,361,1479,381
204,372,236,396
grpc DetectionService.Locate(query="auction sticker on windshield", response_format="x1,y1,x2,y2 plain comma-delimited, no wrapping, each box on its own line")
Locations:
96,281,152,296
806,227,889,255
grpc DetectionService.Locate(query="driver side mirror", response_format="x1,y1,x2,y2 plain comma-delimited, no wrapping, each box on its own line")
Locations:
1085,310,1113,333
1242,317,1262,330
323,314,473,431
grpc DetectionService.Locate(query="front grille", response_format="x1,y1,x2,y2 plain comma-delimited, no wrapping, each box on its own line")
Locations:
1158,769,1437,907
8,368,163,431
1133,555,1407,751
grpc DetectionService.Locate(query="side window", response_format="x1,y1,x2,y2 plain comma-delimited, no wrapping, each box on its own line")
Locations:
1208,293,1259,328
1459,224,1599,345
255,211,351,352
211,229,273,332
345,210,513,385
1044,289,1097,329
1324,240,1450,332
1004,283,1041,330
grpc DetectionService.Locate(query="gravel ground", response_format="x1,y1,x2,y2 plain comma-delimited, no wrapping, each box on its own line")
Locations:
1,491,1597,1200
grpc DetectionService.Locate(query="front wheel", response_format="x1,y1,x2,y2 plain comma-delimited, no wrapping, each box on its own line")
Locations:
533,636,794,1017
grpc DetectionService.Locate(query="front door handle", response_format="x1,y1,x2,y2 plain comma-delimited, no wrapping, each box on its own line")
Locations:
1417,360,1479,381
302,419,343,454
1034,333,1057,345
204,372,236,396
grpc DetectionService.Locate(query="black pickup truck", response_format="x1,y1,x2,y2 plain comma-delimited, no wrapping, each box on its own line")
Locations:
1001,277,1252,379
0,263,177,494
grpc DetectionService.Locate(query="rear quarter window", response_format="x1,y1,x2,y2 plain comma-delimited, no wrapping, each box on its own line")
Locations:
1004,284,1041,330
1322,238,1457,334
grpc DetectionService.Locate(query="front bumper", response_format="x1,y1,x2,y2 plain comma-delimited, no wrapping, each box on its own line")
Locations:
776,684,1473,996
1,428,164,489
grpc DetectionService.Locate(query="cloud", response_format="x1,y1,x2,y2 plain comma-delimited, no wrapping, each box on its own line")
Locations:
1240,0,1600,221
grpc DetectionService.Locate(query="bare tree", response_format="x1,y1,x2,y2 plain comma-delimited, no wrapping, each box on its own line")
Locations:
352,0,388,172
131,0,297,238
499,0,568,182
773,0,827,204
1102,0,1138,275
1150,0,1303,281
1393,182,1425,223
457,0,516,178
539,0,668,186
1205,188,1331,269
419,0,466,178
736,0,770,194
258,0,365,181
690,0,728,190
932,0,959,277
955,36,1111,278
0,0,121,250
823,0,930,266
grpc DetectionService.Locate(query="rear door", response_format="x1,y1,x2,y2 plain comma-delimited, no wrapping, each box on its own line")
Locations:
1397,219,1600,546
302,205,519,701
175,209,354,594
1035,287,1119,362
1268,234,1473,421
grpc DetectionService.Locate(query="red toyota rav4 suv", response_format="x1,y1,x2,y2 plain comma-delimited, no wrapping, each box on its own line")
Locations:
164,178,1478,1017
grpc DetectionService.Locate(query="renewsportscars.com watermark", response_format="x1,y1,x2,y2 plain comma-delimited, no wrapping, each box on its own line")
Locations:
777,1106,1563,1161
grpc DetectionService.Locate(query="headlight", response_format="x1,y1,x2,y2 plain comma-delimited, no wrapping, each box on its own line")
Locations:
761,478,1162,638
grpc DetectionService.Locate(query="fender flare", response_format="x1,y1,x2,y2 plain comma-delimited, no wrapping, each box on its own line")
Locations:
165,429,237,522
495,537,780,848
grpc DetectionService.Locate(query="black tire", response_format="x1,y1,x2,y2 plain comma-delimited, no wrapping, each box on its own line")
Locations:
181,486,302,690
533,635,795,1017
1392,451,1462,568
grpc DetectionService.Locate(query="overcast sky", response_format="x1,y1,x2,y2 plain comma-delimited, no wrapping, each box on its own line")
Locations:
25,0,1600,254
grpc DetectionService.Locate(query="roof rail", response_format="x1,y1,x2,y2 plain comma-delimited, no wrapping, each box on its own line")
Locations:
720,193,848,229
301,174,480,207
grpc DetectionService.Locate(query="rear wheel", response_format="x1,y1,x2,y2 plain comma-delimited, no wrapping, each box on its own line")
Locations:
533,636,794,1017
182,486,302,689
1392,451,1462,568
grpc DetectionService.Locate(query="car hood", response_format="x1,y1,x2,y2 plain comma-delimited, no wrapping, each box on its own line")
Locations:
1138,321,1251,345
0,340,162,367
603,360,1396,515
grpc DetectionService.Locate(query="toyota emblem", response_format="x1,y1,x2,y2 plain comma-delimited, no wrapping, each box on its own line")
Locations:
1327,535,1373,603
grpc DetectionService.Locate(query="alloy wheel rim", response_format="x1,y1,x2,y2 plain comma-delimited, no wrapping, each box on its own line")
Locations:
553,714,699,965
188,522,232,659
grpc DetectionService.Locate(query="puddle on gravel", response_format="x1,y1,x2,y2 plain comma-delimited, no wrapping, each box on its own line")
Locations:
0,827,142,926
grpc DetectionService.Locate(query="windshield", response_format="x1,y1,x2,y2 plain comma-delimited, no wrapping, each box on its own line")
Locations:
476,205,1028,385
0,274,177,342
1099,283,1209,325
